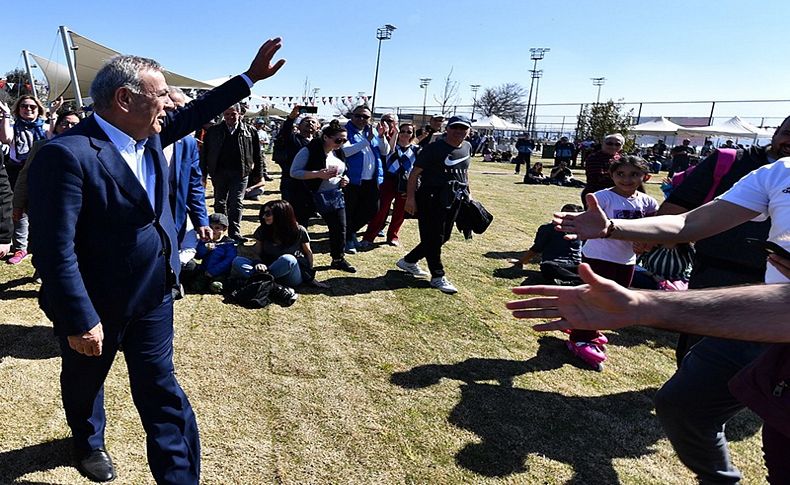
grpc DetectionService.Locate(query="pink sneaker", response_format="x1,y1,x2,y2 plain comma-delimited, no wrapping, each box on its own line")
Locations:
566,340,607,371
560,329,608,347
6,250,28,265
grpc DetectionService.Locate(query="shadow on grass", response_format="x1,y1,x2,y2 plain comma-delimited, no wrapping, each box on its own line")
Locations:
302,270,430,296
0,323,59,361
483,250,523,261
0,276,39,300
391,337,662,482
0,437,72,484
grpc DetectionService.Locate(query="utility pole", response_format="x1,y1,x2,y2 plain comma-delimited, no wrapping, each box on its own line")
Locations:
524,47,549,129
470,84,480,122
370,24,396,116
420,78,431,119
591,77,606,104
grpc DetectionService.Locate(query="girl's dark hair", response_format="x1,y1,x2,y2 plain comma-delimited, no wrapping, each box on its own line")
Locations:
322,119,346,139
258,199,300,245
609,155,650,174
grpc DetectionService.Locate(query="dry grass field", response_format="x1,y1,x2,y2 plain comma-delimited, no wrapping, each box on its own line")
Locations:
0,157,767,484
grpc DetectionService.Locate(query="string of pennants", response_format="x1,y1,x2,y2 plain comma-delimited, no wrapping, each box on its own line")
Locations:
257,95,370,108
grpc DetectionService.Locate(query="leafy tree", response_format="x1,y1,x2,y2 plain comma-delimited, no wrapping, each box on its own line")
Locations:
575,100,633,149
477,83,527,123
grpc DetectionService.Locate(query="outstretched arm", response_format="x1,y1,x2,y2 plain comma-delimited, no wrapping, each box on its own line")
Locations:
506,263,790,343
554,193,760,243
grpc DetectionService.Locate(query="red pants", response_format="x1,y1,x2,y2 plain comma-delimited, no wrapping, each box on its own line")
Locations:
363,178,407,243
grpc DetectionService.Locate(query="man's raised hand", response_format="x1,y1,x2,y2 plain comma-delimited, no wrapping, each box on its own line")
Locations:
245,38,287,83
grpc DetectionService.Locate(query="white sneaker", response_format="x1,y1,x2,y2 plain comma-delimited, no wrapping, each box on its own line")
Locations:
430,276,458,294
396,258,429,277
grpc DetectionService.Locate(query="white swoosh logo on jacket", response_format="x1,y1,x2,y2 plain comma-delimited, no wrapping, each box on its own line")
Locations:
444,155,470,166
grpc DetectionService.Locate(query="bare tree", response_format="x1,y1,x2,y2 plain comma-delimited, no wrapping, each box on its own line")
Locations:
477,83,527,123
433,67,460,115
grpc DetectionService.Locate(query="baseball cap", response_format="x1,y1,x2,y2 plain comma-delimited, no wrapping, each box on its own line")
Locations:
446,115,472,128
208,213,229,227
431,114,445,120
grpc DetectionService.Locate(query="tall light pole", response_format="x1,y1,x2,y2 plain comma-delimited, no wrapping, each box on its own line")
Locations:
469,84,481,122
529,70,543,137
524,47,549,129
420,78,431,119
370,24,396,116
312,87,320,106
591,77,606,104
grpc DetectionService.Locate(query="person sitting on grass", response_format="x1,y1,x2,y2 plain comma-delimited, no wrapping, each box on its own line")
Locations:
523,161,549,184
181,213,237,293
508,204,583,285
231,199,326,289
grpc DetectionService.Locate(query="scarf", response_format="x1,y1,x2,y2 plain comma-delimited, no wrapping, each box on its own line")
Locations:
387,145,416,175
12,117,47,164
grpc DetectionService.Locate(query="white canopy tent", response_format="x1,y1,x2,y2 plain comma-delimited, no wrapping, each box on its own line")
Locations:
629,116,683,135
678,116,763,138
471,114,525,131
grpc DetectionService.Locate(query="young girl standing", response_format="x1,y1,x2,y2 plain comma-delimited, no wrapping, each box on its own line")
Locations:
568,155,658,370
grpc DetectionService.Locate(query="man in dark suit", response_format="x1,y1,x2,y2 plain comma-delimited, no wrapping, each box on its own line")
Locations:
166,86,209,246
27,38,285,483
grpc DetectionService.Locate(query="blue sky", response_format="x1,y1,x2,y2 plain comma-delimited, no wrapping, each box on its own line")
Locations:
3,0,789,124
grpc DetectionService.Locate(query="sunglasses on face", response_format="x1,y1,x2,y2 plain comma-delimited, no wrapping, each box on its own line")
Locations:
262,210,273,217
605,141,622,146
399,130,413,134
353,114,370,120
20,105,38,110
333,137,348,144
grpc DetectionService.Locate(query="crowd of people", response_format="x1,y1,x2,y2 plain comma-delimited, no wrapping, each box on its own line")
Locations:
0,36,788,484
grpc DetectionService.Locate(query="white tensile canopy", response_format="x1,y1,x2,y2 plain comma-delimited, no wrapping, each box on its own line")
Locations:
32,30,214,102
629,116,683,135
471,114,524,131
678,116,768,138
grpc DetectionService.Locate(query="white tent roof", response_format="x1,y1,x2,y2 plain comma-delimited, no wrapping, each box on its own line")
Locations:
678,116,761,137
32,29,215,102
471,114,525,131
629,117,683,135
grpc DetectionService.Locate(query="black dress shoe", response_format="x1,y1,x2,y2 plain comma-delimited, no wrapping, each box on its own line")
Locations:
76,448,116,482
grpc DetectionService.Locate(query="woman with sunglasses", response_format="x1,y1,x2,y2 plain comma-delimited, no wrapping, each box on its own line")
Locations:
290,120,356,272
581,133,624,208
0,95,62,265
362,122,420,247
232,200,324,288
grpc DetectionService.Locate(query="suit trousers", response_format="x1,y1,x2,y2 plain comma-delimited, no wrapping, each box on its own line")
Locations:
212,171,248,238
343,179,379,240
59,294,200,484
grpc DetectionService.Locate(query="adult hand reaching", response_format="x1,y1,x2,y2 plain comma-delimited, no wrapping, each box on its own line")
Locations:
197,226,213,242
67,323,105,357
244,37,287,83
0,243,10,258
769,253,790,280
552,193,609,241
505,263,644,332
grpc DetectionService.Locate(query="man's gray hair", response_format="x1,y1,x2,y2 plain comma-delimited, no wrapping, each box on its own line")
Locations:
225,103,243,113
90,55,163,111
604,133,625,145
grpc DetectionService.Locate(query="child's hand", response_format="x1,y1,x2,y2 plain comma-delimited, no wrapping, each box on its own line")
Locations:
205,242,216,250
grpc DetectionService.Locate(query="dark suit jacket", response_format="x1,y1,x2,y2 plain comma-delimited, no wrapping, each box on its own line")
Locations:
28,75,249,337
171,135,208,244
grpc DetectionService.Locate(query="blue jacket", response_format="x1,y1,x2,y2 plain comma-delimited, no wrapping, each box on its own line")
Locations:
196,238,237,277
171,135,209,244
28,75,250,336
343,121,383,186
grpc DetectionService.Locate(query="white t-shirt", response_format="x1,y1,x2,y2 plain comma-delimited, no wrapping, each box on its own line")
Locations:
582,188,659,265
719,157,790,284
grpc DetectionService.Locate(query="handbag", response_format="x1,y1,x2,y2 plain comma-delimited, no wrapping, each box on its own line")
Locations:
312,188,345,214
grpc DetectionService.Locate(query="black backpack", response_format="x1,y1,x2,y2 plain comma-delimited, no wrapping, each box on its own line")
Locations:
227,272,276,308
